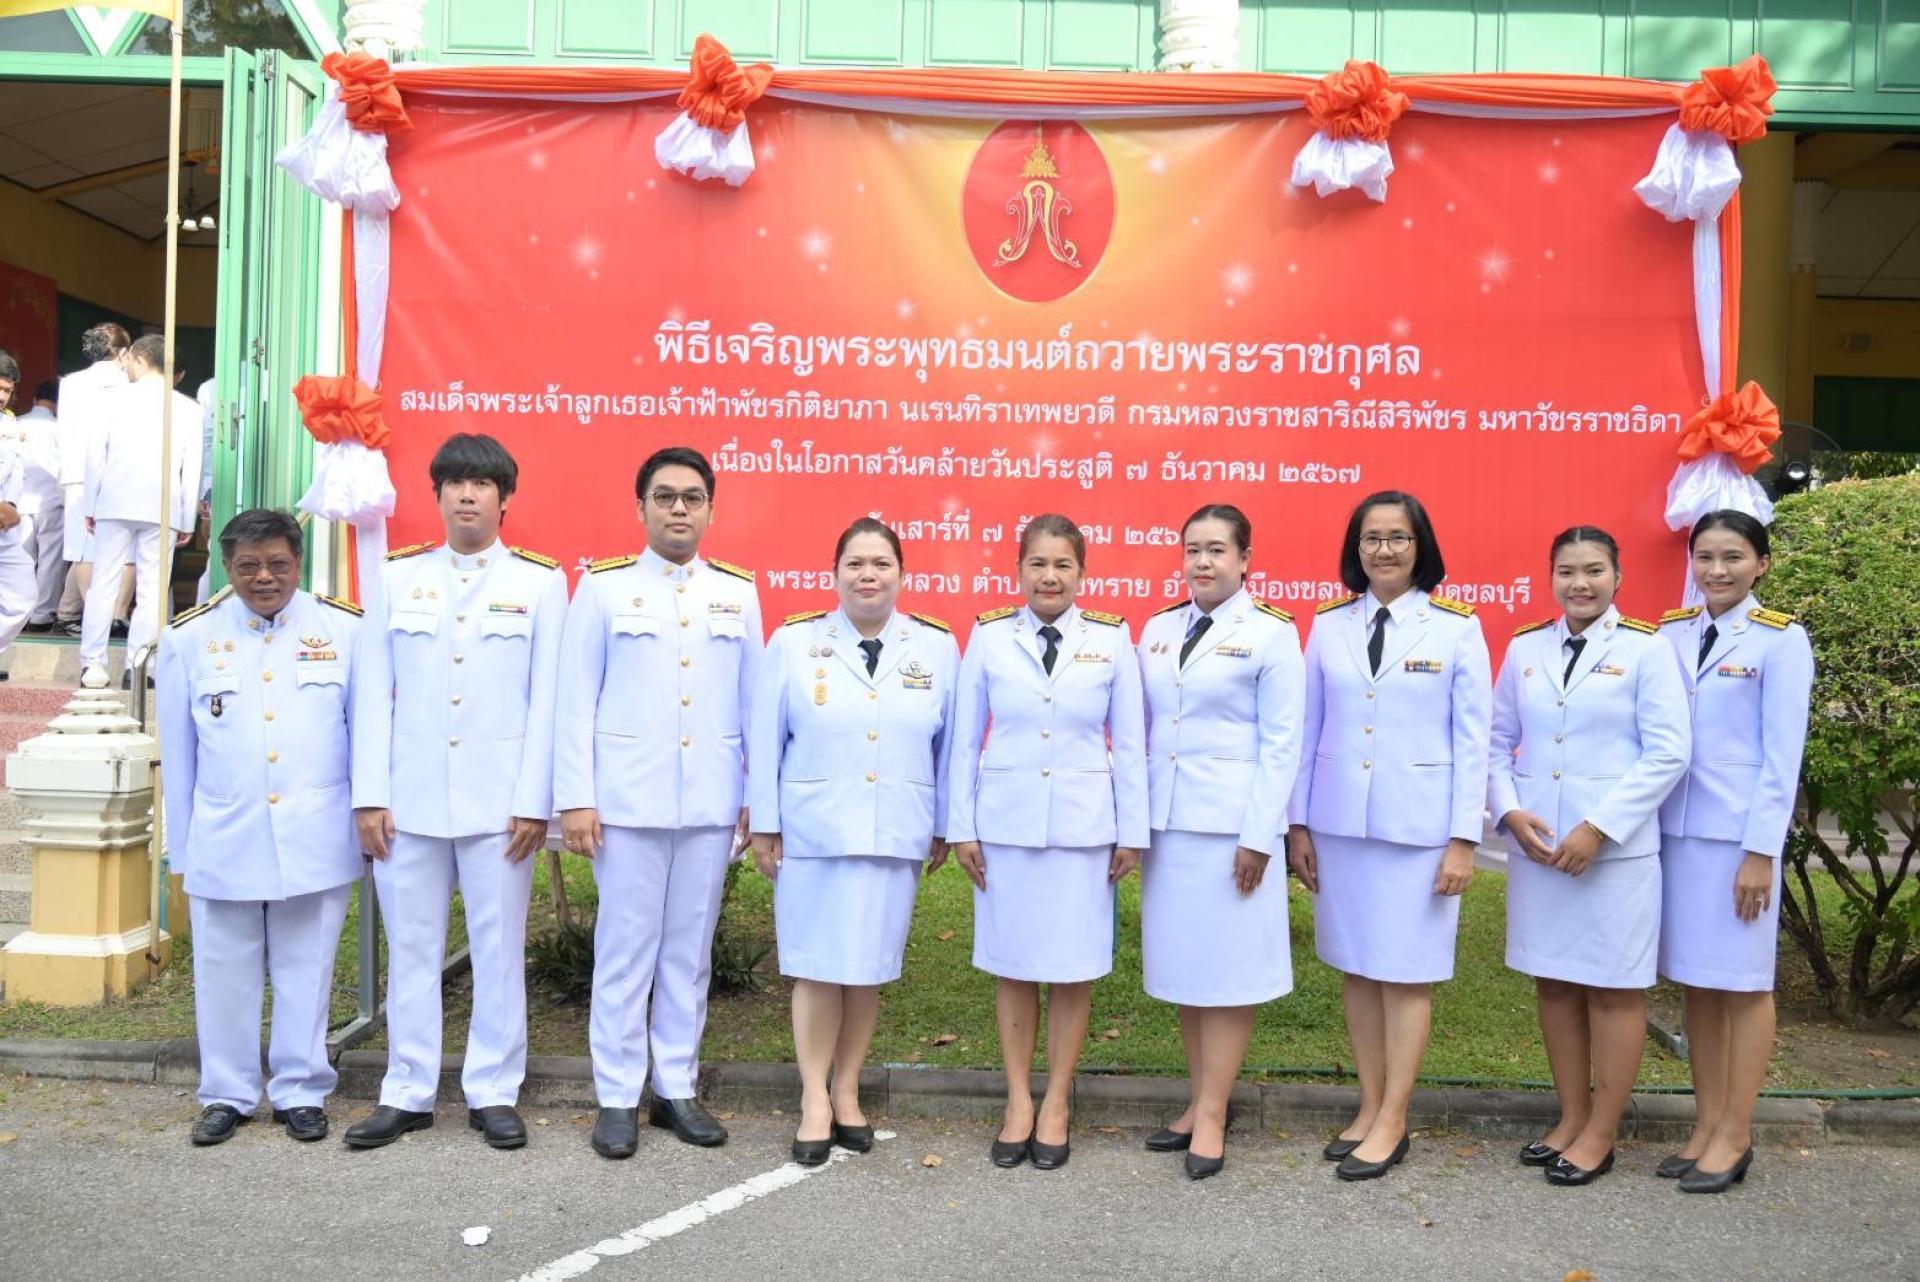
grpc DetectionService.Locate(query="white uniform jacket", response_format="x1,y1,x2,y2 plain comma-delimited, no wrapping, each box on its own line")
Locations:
1290,589,1493,847
553,547,764,829
1488,606,1691,861
1137,589,1305,855
944,603,1150,850
750,608,959,861
1657,595,1815,857
350,539,568,836
55,359,123,490
82,377,201,533
157,590,365,901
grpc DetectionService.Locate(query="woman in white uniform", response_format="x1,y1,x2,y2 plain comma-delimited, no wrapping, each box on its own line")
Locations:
1656,509,1814,1194
1287,490,1491,1181
1135,504,1304,1180
1490,527,1690,1185
946,514,1149,1171
749,517,959,1166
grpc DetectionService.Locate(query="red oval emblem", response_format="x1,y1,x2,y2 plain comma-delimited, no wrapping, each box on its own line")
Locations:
962,120,1114,304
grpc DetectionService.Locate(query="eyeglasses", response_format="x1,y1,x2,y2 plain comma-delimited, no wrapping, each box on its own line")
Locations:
231,558,298,578
648,489,709,512
1359,534,1414,552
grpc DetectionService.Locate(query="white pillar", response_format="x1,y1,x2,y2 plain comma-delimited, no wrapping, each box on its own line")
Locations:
343,0,428,62
1158,0,1240,72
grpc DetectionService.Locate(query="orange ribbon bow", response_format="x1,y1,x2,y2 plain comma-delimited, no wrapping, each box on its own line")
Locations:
293,375,392,450
1305,60,1409,144
1678,55,1775,144
1677,381,1780,474
322,51,412,135
678,34,774,132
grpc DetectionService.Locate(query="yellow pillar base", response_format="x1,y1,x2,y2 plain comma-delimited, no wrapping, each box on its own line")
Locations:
2,928,172,1007
2,841,170,1007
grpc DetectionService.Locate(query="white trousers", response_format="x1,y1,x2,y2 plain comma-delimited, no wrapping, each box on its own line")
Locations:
25,505,64,624
190,885,352,1113
81,517,160,668
0,533,34,659
590,825,733,1105
373,830,534,1111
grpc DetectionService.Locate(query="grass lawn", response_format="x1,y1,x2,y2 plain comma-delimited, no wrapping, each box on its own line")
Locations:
8,856,1913,1093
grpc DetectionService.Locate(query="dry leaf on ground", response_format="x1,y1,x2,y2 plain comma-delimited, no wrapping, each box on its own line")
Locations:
1101,1028,1121,1040
1563,1270,1596,1282
937,929,956,942
932,1033,958,1046
0,1132,17,1145
922,1153,944,1167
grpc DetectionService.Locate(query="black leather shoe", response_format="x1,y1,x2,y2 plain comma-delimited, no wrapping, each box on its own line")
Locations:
648,1097,728,1147
591,1107,640,1159
1655,1152,1698,1179
1322,1137,1362,1162
469,1105,528,1150
343,1105,434,1149
1545,1149,1615,1186
1145,1127,1193,1153
1031,1139,1070,1171
990,1133,1032,1168
1679,1147,1753,1194
792,1133,833,1166
1336,1136,1410,1181
832,1121,874,1153
1518,1140,1562,1167
190,1104,250,1147
273,1106,329,1142
1185,1150,1226,1180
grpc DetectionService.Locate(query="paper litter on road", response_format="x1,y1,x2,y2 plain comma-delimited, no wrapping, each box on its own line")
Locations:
463,1226,491,1247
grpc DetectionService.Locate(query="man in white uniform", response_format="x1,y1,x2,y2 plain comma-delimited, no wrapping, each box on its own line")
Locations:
347,434,567,1151
557,446,762,1158
0,354,38,663
156,508,366,1145
78,335,201,688
56,322,130,636
16,380,68,632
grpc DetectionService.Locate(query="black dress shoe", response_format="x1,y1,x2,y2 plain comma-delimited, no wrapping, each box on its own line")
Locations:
1185,1150,1225,1180
272,1106,329,1142
990,1133,1032,1168
190,1104,250,1147
469,1105,527,1150
832,1121,874,1153
1144,1127,1193,1153
1336,1136,1410,1182
110,619,129,638
591,1107,640,1159
21,620,53,634
649,1097,728,1147
1679,1147,1753,1194
1545,1149,1615,1186
1323,1137,1362,1162
1518,1140,1562,1167
792,1133,834,1166
1655,1152,1698,1179
1031,1138,1070,1171
343,1105,434,1149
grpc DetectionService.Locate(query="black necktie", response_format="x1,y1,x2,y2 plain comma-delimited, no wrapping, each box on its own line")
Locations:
1697,622,1718,670
1562,636,1587,685
859,637,882,676
1179,614,1213,666
1367,606,1391,676
1038,624,1061,674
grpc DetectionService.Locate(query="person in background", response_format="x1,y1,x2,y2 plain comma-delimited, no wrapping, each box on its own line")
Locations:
0,353,37,667
18,380,67,634
945,513,1148,1172
195,375,216,603
56,322,132,639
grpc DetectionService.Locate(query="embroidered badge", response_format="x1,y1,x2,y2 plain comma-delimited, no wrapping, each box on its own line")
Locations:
1595,664,1627,676
209,694,223,718
901,660,934,689
708,600,743,615
488,602,529,616
1215,644,1252,658
1405,658,1445,673
1718,664,1760,679
1072,651,1113,664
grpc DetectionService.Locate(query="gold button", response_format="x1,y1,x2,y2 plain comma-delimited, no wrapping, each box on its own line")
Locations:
451,694,462,705
867,730,878,741
267,751,279,764
450,736,460,746
677,584,687,594
681,618,691,628
867,691,877,701
681,695,692,707
681,735,692,747
1040,729,1051,738
263,635,274,645
264,711,275,722
681,657,692,668
1043,693,1053,702
1364,725,1373,734
454,653,465,664
267,792,280,804
262,671,273,682
1171,716,1180,725
1553,733,1564,743
457,612,467,622
1365,690,1375,700
1552,770,1562,779
1041,767,1051,777
1362,760,1372,769
866,772,877,782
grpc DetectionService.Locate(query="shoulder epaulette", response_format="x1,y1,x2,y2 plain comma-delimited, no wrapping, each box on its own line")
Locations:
510,546,559,569
1318,595,1357,615
1618,615,1658,635
1253,601,1293,624
1512,618,1553,637
1660,606,1703,625
1152,601,1188,618
1082,609,1125,627
1750,606,1795,630
783,610,828,627
319,594,363,617
169,599,216,629
976,605,1019,625
909,611,951,634
385,541,436,561
708,557,754,582
1431,595,1476,617
589,554,638,574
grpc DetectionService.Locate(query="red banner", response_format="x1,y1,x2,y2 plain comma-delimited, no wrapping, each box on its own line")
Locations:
382,100,1700,651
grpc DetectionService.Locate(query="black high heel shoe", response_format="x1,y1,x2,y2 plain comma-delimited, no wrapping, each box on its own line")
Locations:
1678,1147,1753,1194
1145,1128,1193,1153
990,1133,1032,1168
1518,1140,1562,1167
832,1121,874,1153
1335,1136,1410,1182
1655,1153,1697,1179
1031,1138,1070,1171
1545,1149,1615,1186
792,1133,834,1166
1322,1137,1361,1162
1184,1149,1225,1180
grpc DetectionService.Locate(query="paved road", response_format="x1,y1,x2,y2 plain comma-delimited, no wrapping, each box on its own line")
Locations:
1,1078,1912,1281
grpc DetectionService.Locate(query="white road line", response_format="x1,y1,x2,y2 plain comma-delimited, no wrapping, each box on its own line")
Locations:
510,1130,897,1282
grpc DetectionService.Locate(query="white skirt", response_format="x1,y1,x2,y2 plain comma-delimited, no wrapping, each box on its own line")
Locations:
973,843,1113,983
1312,832,1461,984
1141,829,1292,1007
1658,835,1780,992
1506,852,1660,988
775,855,921,985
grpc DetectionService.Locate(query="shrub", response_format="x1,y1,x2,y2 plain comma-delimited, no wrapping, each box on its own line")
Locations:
1768,475,1920,1023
